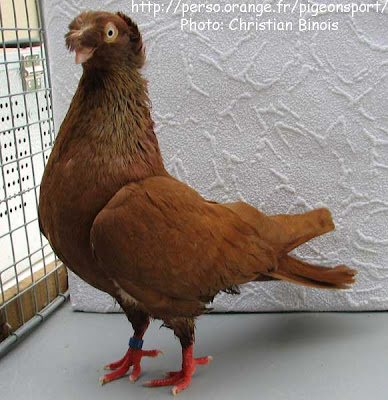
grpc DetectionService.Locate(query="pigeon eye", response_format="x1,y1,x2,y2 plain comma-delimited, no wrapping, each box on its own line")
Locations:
104,23,118,43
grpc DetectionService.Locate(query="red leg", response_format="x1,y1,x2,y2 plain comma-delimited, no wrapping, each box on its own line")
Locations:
100,319,163,385
143,344,212,395
100,346,163,384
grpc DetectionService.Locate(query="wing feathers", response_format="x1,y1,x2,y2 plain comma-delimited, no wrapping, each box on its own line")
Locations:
90,176,277,317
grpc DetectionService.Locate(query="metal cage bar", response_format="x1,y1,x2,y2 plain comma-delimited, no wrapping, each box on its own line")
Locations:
0,0,68,353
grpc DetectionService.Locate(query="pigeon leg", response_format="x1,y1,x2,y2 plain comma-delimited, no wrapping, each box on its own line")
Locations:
100,313,163,384
143,343,212,395
101,342,163,384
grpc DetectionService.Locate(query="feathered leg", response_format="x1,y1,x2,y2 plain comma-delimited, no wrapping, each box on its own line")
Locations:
100,308,162,384
144,318,212,395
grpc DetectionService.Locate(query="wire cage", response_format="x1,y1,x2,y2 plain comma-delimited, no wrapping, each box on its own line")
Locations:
0,0,68,354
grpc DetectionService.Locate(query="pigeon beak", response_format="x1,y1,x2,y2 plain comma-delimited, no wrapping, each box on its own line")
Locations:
75,47,96,64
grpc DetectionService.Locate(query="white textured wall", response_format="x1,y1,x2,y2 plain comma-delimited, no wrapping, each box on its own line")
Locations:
43,1,388,311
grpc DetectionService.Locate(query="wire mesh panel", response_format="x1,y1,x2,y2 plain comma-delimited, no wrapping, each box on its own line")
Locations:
0,0,68,348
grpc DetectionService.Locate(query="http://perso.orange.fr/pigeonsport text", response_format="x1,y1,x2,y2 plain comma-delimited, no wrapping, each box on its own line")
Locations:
129,0,386,32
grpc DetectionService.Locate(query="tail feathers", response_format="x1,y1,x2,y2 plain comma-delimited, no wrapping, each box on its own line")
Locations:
223,203,335,255
266,256,357,289
268,208,335,254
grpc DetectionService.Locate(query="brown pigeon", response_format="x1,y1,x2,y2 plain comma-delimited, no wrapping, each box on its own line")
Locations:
38,11,357,395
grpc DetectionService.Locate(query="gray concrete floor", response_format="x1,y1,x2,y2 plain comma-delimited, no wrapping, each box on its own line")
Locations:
1,301,388,399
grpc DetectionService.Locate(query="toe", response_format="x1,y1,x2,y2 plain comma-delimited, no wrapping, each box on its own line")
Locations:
171,376,191,396
141,349,164,358
103,350,130,370
195,355,213,365
143,373,183,387
129,364,141,383
101,360,131,384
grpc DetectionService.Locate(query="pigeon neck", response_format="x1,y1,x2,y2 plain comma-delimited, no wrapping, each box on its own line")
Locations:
74,65,166,177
